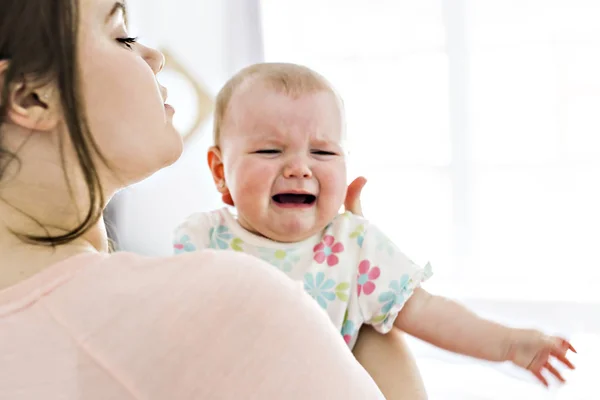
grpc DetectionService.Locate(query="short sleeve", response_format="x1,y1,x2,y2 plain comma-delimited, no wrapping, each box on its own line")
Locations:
173,212,219,254
356,223,433,334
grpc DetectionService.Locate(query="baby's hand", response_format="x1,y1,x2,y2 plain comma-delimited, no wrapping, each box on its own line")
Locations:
506,329,576,387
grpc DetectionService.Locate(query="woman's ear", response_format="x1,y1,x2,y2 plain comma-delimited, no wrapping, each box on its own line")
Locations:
0,65,61,132
207,146,235,206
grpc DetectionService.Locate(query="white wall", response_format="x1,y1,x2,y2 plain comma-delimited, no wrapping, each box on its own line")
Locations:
113,0,263,256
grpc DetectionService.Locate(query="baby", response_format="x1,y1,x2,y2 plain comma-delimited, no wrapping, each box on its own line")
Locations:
174,62,575,392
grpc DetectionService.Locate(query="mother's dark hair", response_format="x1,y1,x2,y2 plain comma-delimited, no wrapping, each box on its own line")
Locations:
0,0,106,246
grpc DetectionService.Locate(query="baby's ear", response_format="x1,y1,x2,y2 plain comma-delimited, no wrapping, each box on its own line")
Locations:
207,146,225,187
221,192,234,206
207,146,233,205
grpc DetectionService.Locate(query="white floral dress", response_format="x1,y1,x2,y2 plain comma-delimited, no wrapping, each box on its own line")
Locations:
174,207,432,349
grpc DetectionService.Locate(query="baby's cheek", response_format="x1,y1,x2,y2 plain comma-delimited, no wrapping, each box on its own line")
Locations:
319,186,346,216
230,162,266,194
323,168,347,199
236,178,266,200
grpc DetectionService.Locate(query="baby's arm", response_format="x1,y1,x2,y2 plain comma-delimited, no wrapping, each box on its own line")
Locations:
394,288,512,361
394,288,576,386
354,220,575,386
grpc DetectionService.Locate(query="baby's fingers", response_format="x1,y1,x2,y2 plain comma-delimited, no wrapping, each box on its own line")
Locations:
550,338,577,369
552,338,576,354
544,362,565,383
555,353,575,370
565,340,577,353
533,370,549,387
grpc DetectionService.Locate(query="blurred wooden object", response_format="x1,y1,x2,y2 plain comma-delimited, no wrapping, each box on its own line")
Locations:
161,48,214,143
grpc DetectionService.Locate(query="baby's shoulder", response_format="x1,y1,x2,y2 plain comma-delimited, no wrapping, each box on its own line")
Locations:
176,208,228,232
318,212,375,253
326,212,372,235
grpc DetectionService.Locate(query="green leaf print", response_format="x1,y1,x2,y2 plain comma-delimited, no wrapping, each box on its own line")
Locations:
349,225,364,239
231,237,244,252
335,282,350,301
371,314,387,324
258,247,300,273
349,225,365,247
274,249,286,260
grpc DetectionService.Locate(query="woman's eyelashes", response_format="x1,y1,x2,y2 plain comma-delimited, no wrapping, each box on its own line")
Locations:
116,36,138,49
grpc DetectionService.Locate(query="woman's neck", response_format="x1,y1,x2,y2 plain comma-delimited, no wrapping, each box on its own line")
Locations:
0,207,107,291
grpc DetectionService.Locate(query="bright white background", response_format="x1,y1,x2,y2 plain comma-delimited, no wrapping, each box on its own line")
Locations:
115,0,599,398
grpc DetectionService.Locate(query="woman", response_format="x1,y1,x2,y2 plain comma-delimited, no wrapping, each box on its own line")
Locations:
0,0,426,398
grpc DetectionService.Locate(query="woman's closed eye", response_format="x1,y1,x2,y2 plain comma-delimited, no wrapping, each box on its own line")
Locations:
116,37,138,49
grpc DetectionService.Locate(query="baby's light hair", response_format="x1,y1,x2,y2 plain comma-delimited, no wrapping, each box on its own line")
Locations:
213,62,345,146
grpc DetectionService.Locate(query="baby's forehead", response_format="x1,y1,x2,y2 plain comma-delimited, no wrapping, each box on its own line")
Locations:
236,77,337,105
232,80,342,123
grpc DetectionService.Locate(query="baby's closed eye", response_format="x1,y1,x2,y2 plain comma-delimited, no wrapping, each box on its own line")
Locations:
311,150,337,156
254,149,281,154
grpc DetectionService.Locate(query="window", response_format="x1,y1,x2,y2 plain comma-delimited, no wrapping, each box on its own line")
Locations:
261,0,600,302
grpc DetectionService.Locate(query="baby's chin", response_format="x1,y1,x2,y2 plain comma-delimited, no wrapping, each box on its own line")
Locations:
263,220,330,243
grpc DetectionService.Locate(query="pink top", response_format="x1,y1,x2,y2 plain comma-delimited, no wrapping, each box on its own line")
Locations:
0,250,383,399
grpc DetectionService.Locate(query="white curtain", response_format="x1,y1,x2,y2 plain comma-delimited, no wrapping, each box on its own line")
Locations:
261,0,600,304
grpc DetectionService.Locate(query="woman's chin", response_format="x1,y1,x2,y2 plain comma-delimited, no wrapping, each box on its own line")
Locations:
150,131,185,172
111,146,183,188
163,133,184,166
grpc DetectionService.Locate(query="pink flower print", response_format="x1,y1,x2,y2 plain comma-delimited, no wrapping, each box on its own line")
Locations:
313,235,344,266
357,260,381,296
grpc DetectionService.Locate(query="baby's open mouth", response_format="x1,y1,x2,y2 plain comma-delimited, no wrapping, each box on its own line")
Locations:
272,193,317,205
